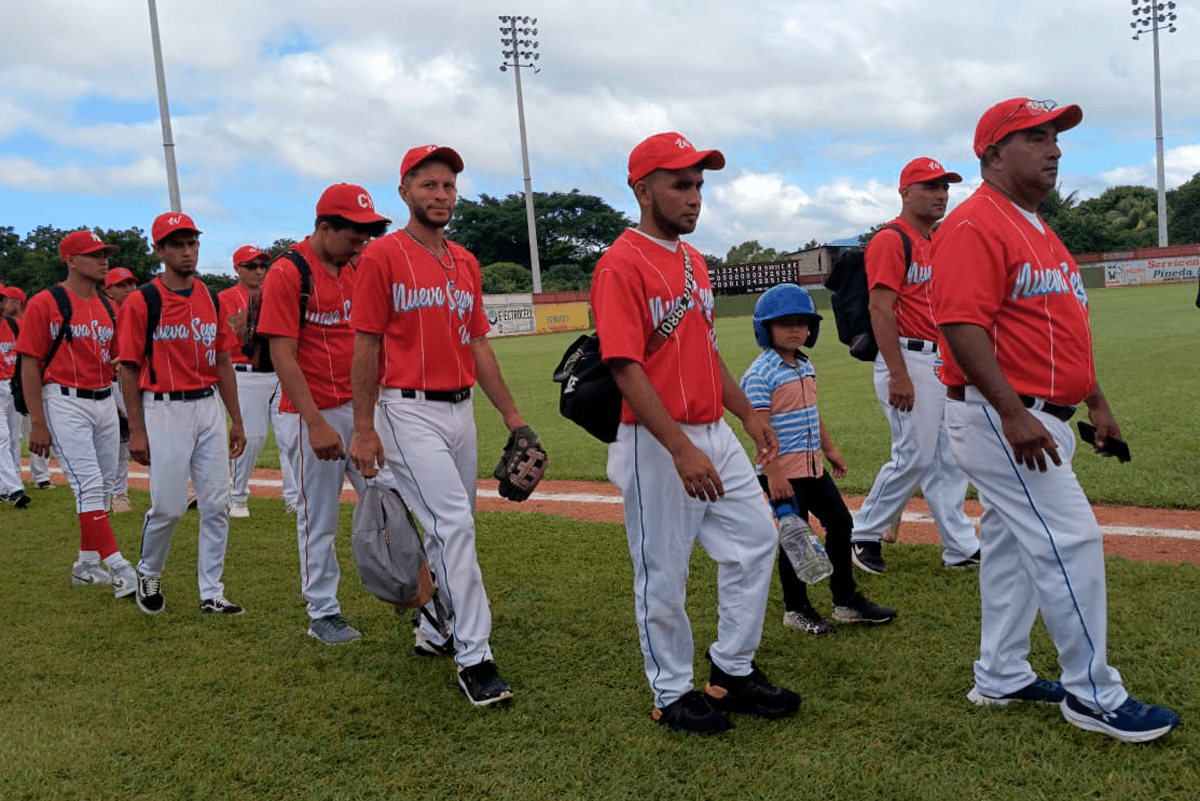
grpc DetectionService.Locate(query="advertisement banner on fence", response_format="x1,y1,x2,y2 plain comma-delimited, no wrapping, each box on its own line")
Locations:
484,294,535,337
536,302,591,334
1102,256,1200,287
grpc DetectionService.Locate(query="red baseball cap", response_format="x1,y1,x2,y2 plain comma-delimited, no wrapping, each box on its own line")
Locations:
104,267,138,289
315,184,391,224
151,212,202,245
232,245,269,267
974,98,1083,158
58,230,120,260
899,158,963,189
628,132,725,187
1,285,27,303
400,145,465,179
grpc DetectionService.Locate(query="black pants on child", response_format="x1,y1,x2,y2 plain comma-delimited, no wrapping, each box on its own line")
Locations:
760,473,857,611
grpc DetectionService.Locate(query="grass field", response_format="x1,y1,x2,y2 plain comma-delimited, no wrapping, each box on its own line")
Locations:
3,489,1197,801
4,281,1195,801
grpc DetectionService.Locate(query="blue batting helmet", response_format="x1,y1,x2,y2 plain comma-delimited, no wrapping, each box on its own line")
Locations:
753,283,822,348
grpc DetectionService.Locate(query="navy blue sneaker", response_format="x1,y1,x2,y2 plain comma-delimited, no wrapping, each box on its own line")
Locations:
1061,693,1180,743
968,676,1066,707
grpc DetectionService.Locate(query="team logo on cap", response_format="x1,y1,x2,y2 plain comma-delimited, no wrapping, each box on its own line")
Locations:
89,232,102,244
166,215,183,225
676,136,693,150
927,160,943,171
358,193,372,209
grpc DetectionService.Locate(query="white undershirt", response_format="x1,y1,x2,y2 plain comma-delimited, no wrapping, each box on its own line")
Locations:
629,226,680,252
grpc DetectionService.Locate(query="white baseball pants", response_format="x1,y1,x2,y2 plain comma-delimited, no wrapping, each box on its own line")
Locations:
853,346,978,563
229,370,296,505
41,384,118,513
946,388,1128,713
0,383,23,495
294,402,364,620
21,414,52,483
274,409,300,508
136,392,232,602
608,419,778,709
376,390,494,669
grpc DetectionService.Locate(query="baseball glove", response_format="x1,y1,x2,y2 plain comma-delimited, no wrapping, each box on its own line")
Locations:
494,425,547,502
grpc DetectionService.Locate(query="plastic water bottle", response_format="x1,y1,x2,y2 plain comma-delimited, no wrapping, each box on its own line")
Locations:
775,502,832,584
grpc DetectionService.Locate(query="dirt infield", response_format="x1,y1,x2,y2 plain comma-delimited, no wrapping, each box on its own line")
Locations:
93,466,1200,567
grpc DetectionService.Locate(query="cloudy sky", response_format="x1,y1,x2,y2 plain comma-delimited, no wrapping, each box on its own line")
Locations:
3,0,1198,273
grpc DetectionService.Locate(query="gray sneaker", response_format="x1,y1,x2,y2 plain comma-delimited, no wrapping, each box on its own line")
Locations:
308,614,362,645
110,564,137,599
71,561,112,586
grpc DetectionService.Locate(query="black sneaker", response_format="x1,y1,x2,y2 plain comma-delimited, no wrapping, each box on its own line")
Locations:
7,490,31,508
136,572,165,615
653,690,732,734
200,595,245,615
946,550,982,569
36,480,54,490
457,660,513,707
704,652,800,719
851,541,888,574
832,593,897,625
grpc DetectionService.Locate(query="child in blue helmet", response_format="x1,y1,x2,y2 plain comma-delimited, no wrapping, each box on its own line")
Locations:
740,284,896,634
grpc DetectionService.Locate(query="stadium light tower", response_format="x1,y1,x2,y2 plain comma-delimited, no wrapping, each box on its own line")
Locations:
1130,1,1178,247
147,0,181,213
499,15,542,293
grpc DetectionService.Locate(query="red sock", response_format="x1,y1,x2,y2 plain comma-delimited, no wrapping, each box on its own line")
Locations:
78,511,119,559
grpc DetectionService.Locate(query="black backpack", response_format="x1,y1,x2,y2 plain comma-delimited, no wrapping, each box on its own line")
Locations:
240,249,311,373
138,280,222,385
825,224,911,362
11,286,115,415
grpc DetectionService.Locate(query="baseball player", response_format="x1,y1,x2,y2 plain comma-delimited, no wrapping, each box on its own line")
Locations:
850,158,979,574
219,245,299,519
350,144,535,706
0,288,28,507
15,231,138,594
257,184,388,645
102,267,139,514
3,286,55,489
590,132,799,734
932,97,1179,743
118,212,247,616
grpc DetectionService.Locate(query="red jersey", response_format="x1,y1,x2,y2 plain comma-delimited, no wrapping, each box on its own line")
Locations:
930,183,1095,406
865,217,938,342
256,238,355,411
218,283,252,365
16,287,116,390
0,316,17,381
116,278,236,392
353,232,490,390
591,229,723,425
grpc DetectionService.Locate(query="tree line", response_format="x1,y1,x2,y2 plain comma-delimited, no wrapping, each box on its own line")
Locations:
4,171,1198,296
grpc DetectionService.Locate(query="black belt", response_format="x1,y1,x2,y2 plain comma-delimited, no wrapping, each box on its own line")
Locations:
904,338,937,353
1019,395,1076,422
400,387,471,403
153,386,215,402
234,364,252,372
946,386,1076,422
61,386,112,400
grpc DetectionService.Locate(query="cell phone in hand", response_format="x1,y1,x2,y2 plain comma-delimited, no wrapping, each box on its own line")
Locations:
1077,422,1131,463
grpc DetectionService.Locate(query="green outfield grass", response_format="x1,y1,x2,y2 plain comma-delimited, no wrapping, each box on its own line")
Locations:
2,489,1195,801
478,280,1198,508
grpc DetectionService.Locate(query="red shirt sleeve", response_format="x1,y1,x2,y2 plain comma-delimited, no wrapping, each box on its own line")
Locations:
591,250,651,364
865,227,907,292
256,257,301,339
350,245,390,336
14,291,53,361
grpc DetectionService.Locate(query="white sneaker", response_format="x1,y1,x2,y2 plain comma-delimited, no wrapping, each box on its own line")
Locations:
111,564,137,599
229,500,250,518
285,503,297,516
71,561,111,586
111,493,132,514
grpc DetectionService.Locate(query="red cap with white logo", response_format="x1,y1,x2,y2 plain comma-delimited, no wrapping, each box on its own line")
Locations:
627,132,725,187
151,212,202,245
104,267,138,288
232,245,269,267
58,230,120,259
400,145,465,179
316,184,391,225
899,158,963,189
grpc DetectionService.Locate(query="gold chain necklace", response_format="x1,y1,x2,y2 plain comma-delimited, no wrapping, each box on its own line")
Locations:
403,228,455,271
